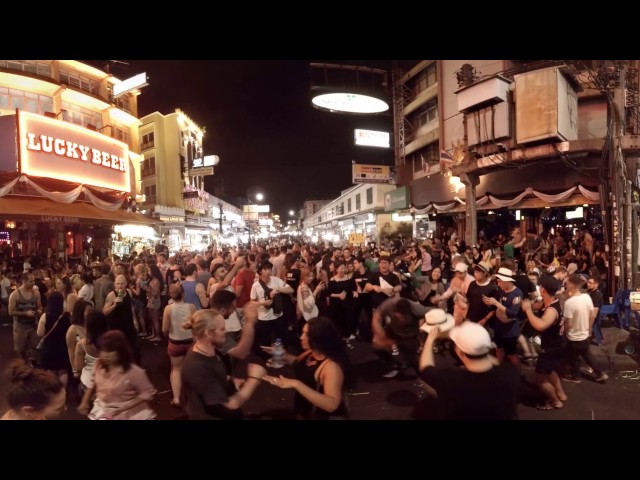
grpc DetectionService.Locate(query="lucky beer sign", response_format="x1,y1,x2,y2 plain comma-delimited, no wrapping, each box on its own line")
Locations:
18,110,131,192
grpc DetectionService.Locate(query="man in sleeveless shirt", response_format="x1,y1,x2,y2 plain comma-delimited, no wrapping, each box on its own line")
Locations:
8,273,42,363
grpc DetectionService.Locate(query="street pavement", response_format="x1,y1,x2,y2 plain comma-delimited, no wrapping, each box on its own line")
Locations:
1,318,639,420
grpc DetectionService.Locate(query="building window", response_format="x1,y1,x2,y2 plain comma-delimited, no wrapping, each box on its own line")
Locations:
412,97,438,129
142,157,156,177
366,187,373,205
114,95,131,114
59,68,99,96
356,194,361,210
61,101,102,129
409,143,440,171
112,124,130,146
347,198,352,213
141,132,155,151
0,60,51,78
144,185,156,204
414,63,437,96
0,88,53,115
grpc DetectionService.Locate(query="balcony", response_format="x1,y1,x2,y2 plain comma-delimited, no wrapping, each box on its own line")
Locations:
141,169,156,179
140,142,155,152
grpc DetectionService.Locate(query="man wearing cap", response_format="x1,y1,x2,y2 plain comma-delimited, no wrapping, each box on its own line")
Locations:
417,320,519,420
520,276,568,410
482,267,523,368
464,261,497,327
431,260,474,324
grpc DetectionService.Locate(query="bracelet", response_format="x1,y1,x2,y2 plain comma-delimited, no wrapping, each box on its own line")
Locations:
247,376,263,381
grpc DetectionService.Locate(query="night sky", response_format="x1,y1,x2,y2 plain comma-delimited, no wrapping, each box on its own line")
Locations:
94,60,395,219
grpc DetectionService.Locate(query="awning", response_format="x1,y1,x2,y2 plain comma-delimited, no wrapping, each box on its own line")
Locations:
0,196,157,225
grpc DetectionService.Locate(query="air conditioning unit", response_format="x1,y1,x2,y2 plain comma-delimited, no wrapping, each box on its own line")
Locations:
515,66,578,144
456,75,512,114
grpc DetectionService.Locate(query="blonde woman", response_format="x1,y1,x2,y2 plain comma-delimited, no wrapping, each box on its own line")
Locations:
162,283,196,408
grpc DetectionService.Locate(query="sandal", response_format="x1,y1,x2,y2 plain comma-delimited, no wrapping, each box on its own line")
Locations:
536,402,563,410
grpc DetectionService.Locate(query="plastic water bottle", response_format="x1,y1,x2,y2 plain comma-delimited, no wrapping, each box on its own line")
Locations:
271,338,285,369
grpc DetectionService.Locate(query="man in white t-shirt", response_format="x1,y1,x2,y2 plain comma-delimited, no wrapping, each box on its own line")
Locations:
561,274,607,383
249,260,294,360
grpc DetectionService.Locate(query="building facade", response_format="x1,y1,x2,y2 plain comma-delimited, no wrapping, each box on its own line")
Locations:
390,60,640,292
0,60,151,262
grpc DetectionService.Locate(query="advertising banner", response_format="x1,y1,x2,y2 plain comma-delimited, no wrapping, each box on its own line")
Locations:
18,111,131,192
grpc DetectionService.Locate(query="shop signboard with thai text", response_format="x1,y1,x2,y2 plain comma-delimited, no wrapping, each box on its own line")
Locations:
17,111,131,192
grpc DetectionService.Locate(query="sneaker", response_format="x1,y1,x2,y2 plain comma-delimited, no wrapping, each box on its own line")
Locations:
579,366,594,376
348,334,356,341
561,375,582,383
382,368,399,379
594,372,609,383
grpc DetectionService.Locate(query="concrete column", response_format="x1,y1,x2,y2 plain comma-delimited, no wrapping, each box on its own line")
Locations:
460,173,479,247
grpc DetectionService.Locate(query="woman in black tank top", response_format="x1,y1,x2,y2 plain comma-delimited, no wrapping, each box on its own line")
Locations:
263,316,350,420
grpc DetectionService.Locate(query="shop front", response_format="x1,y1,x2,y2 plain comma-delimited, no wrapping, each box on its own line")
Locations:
0,110,155,263
411,161,602,244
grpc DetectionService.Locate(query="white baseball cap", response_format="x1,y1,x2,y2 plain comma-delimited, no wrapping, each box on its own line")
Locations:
453,262,469,273
448,321,492,356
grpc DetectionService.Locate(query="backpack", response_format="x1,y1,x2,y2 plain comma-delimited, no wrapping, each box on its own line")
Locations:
259,279,283,315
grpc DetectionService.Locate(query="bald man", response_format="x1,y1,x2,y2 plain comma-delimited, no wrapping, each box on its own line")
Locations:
103,274,141,363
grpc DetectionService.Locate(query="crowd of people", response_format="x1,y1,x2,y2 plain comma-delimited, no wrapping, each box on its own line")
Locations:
0,224,616,420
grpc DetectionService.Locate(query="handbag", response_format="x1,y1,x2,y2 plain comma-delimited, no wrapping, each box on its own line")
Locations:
259,280,283,314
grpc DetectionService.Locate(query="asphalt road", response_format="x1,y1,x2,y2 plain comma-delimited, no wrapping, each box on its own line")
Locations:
1,320,639,420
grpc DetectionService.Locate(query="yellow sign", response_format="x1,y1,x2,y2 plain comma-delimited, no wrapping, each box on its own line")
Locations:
349,233,365,245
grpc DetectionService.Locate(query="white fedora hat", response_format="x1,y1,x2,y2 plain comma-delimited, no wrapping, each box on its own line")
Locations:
493,267,515,282
421,308,455,334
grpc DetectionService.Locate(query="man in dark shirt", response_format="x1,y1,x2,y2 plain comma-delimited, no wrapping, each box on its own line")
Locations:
365,253,401,310
371,296,430,378
351,257,372,341
417,321,519,420
464,261,497,326
586,276,604,345
482,267,523,368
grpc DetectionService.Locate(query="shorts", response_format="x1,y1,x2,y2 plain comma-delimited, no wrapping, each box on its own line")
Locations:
494,335,518,356
167,338,193,357
13,322,38,357
535,347,565,375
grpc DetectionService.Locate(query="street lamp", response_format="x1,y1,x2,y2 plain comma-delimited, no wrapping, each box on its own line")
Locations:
246,190,264,248
289,210,295,216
